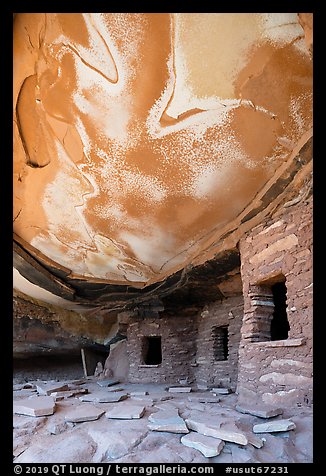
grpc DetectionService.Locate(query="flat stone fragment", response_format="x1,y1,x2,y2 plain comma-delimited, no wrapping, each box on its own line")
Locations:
253,419,296,433
105,404,146,419
79,392,128,403
50,388,87,399
97,379,120,388
188,395,220,404
197,384,209,391
129,391,149,396
246,433,265,448
68,379,87,386
64,405,105,423
181,432,225,457
36,382,69,396
168,387,192,393
80,393,128,403
130,396,154,406
50,391,74,399
212,388,232,395
13,383,35,391
13,396,55,417
236,404,283,419
53,395,64,402
148,409,189,434
13,389,37,397
149,394,173,402
106,387,124,392
185,416,248,445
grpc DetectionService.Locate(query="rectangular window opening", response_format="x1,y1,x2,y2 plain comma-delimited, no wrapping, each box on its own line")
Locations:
248,274,290,342
212,326,229,361
142,336,162,365
271,281,290,341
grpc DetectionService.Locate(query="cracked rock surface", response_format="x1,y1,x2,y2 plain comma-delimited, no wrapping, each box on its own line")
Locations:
13,380,313,463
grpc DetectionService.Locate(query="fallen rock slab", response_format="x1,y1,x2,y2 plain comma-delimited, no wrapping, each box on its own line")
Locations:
13,383,35,391
247,433,265,448
150,394,173,402
212,388,232,395
14,396,56,417
51,388,88,399
13,388,37,397
80,392,128,403
181,432,225,457
64,405,105,423
50,391,74,399
36,382,69,396
148,408,189,434
185,416,248,445
188,395,220,404
253,420,296,434
67,379,87,386
106,387,124,392
105,404,146,420
97,379,120,388
130,396,154,406
129,391,149,396
236,404,283,419
168,387,192,393
197,384,209,391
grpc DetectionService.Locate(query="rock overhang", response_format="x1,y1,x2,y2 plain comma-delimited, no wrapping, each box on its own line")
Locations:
13,13,312,310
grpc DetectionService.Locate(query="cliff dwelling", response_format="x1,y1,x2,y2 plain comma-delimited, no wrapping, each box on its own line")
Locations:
13,13,313,464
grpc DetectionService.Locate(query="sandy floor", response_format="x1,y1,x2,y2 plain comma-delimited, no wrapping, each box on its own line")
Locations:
13,378,313,464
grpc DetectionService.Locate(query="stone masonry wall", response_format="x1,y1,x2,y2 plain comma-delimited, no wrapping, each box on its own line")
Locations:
126,315,198,384
195,296,243,391
125,294,243,387
237,196,313,407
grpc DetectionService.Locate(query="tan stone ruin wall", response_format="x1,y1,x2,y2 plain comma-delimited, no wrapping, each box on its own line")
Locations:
237,196,313,407
194,296,243,391
126,315,198,384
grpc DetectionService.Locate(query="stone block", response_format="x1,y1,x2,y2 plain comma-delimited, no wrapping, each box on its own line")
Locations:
14,396,56,417
185,415,248,445
236,404,283,419
79,391,128,403
212,388,232,395
64,405,105,423
97,379,120,388
105,404,146,420
148,408,189,434
181,432,224,457
253,419,296,433
36,382,69,396
168,387,192,393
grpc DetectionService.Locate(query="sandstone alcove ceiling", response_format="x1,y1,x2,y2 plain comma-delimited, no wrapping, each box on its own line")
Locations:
12,14,313,465
13,13,312,313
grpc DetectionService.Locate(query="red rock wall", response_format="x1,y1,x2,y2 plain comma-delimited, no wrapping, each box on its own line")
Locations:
13,294,118,355
14,297,87,356
237,196,313,407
